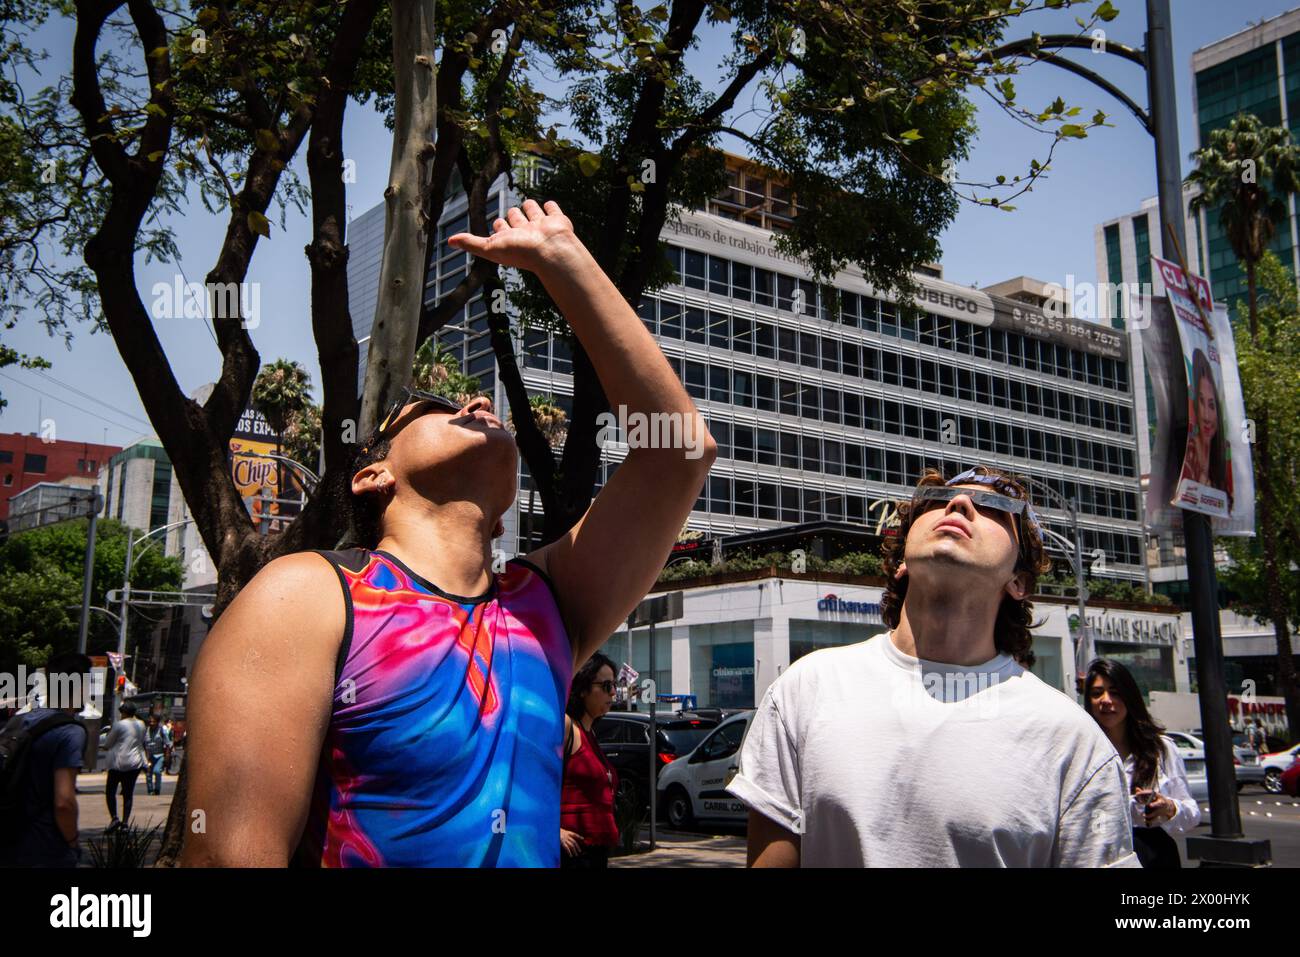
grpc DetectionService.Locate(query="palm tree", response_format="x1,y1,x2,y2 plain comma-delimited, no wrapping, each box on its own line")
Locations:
412,337,480,403
251,359,312,520
509,394,567,550
1186,113,1300,735
1187,113,1300,337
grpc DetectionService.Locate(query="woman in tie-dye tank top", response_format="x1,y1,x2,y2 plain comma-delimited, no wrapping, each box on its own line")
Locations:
181,199,716,867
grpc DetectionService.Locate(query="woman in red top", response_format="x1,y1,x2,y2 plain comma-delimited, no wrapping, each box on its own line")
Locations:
560,653,620,868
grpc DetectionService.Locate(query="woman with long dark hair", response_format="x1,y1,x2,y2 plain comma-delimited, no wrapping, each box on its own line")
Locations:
559,653,621,869
1084,659,1200,868
1179,348,1232,510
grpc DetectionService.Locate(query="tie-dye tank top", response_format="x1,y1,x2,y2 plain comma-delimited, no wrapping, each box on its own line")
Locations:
293,548,572,867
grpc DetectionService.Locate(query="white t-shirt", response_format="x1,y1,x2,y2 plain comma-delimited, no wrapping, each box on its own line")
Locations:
726,631,1139,867
1123,736,1202,834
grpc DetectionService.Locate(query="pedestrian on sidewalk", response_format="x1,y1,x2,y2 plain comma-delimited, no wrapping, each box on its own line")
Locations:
103,703,147,832
0,652,91,867
727,466,1139,868
143,713,172,795
560,653,621,869
1084,659,1200,868
179,199,715,867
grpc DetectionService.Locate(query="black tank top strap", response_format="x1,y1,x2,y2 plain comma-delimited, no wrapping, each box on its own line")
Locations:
311,548,367,689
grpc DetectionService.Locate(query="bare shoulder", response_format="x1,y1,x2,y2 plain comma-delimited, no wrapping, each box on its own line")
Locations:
195,551,346,675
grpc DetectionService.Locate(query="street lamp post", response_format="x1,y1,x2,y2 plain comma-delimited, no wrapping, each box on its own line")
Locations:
1013,474,1089,689
116,519,195,696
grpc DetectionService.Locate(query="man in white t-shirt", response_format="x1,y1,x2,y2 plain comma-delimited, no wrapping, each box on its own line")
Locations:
727,466,1139,867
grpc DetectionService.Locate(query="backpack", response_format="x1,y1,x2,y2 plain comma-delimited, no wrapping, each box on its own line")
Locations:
0,711,82,846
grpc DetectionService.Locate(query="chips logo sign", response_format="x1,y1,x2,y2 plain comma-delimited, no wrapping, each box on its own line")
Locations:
229,408,302,528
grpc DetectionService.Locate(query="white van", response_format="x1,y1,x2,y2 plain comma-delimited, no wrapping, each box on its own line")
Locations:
656,711,753,828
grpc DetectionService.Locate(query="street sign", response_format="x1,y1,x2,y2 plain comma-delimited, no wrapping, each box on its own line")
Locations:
627,591,683,628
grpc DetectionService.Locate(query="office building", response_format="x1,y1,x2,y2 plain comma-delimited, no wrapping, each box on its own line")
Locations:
0,432,119,522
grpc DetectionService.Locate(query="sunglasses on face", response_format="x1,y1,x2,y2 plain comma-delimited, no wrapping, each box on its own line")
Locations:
361,387,465,454
912,485,1030,550
591,680,615,694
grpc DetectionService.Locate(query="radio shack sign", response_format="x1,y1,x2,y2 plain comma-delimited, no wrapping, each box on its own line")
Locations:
817,593,883,622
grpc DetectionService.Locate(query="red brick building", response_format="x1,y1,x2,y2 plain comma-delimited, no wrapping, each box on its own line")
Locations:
0,432,122,521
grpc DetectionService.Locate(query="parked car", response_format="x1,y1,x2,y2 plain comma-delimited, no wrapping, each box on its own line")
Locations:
1180,751,1209,803
1278,758,1300,798
1260,744,1300,794
657,711,755,828
1168,730,1264,788
592,710,719,810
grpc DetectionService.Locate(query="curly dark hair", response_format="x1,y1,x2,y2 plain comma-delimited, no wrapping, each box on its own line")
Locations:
340,430,392,550
880,466,1052,666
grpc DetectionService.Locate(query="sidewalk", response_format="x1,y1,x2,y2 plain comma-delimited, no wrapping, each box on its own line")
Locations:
75,770,176,857
610,826,746,868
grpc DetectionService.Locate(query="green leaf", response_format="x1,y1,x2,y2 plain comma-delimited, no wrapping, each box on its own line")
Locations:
247,210,270,238
577,152,601,177
146,151,165,163
144,103,167,118
1096,1,1120,22
1049,96,1065,115
899,128,922,142
1058,124,1087,138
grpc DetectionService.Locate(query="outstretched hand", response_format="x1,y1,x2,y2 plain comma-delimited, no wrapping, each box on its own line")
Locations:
447,198,580,275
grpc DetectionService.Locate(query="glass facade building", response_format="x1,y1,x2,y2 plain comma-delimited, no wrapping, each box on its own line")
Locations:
351,152,1147,584
1192,8,1300,308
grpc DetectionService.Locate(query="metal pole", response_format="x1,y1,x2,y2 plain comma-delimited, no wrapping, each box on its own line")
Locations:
1147,0,1252,856
76,491,101,654
1071,497,1088,695
117,533,133,659
648,620,657,850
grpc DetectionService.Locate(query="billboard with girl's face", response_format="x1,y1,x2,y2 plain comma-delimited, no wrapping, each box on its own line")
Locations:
1148,257,1252,529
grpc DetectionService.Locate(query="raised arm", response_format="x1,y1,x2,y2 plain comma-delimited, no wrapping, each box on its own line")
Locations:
450,200,715,666
178,552,343,867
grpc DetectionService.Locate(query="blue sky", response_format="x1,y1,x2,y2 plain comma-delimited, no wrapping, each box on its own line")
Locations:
4,0,1293,449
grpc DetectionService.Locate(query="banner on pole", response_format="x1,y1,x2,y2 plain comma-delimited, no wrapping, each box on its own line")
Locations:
1143,258,1254,535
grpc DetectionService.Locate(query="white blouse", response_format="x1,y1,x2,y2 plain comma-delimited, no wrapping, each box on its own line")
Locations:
1121,735,1201,835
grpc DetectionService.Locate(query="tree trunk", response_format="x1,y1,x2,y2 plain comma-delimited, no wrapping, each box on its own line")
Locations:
357,1,439,435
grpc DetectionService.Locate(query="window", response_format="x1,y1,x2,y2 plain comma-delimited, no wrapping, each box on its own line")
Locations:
733,316,754,354
754,321,776,359
779,432,800,469
659,300,682,338
0,450,13,464
754,268,774,307
757,482,779,519
799,332,818,368
756,428,778,466
683,249,706,290
777,274,798,312
843,392,862,428
709,256,730,297
733,369,754,407
552,336,572,374
637,296,657,333
820,337,840,374
2,474,11,486
684,360,707,400
842,342,860,378
708,311,730,349
756,375,777,412
821,387,841,424
732,262,752,301
779,377,800,416
802,435,822,472
778,327,798,364
709,366,730,404
733,425,755,463
684,306,707,344
23,453,46,474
